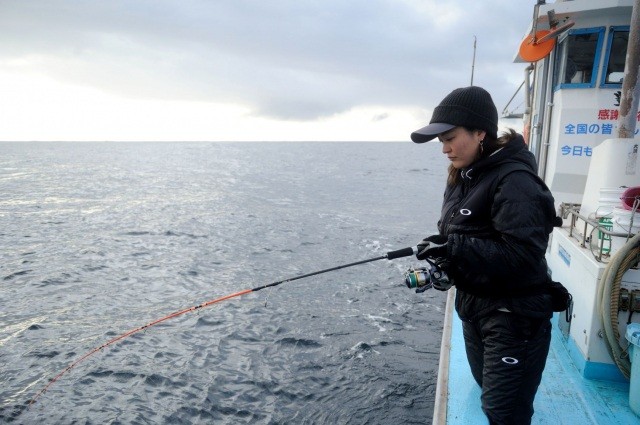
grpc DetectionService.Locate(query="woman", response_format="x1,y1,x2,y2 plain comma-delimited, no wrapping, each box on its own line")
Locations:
411,86,560,425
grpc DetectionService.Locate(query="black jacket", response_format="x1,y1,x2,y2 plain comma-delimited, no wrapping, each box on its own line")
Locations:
437,134,558,321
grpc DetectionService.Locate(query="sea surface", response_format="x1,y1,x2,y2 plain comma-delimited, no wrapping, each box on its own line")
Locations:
0,142,449,424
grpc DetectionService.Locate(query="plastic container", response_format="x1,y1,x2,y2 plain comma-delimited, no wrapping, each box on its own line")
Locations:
597,217,612,254
621,186,640,211
612,207,640,235
625,323,640,415
611,207,639,253
596,187,626,217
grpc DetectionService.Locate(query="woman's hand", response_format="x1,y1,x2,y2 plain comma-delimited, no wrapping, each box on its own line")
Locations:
416,234,448,260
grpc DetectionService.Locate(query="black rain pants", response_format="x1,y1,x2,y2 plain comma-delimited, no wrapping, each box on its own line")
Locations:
462,311,551,425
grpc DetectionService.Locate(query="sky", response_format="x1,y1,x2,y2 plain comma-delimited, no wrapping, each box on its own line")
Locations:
0,0,534,142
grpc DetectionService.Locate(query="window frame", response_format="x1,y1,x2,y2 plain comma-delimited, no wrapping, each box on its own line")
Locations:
553,26,606,91
600,25,630,88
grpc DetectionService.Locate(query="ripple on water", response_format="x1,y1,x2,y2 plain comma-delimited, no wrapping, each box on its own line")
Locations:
275,337,322,348
1,142,446,424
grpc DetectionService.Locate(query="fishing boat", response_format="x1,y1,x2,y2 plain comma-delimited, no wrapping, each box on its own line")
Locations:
433,0,640,423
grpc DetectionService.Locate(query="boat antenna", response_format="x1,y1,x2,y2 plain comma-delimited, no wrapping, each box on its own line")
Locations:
470,35,477,86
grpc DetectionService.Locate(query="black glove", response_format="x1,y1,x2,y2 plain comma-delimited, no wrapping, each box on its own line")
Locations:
416,234,448,261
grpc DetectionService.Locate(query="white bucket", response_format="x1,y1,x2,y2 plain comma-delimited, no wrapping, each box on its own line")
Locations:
596,187,626,217
611,206,640,252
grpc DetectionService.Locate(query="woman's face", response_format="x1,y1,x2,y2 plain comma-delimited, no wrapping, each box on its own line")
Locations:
438,127,486,169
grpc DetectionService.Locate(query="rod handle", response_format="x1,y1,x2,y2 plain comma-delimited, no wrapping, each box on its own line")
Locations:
386,247,416,260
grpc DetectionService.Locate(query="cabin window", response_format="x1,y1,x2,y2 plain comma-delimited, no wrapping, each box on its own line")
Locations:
601,26,629,87
553,27,605,89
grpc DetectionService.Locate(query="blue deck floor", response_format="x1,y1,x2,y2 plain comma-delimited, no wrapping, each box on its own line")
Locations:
446,314,639,424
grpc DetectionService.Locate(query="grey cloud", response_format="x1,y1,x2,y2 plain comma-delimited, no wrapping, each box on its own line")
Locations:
372,113,390,122
0,0,533,121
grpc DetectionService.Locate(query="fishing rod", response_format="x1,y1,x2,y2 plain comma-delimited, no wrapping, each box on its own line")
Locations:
30,246,419,406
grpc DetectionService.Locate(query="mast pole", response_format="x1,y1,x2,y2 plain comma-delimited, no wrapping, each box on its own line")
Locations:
470,36,477,86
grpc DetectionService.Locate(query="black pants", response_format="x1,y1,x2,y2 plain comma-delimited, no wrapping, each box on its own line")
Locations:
462,312,551,425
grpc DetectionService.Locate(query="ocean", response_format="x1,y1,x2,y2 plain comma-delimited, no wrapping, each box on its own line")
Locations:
0,142,449,424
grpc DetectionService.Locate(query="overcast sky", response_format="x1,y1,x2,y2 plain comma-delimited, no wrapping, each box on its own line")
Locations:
0,0,533,141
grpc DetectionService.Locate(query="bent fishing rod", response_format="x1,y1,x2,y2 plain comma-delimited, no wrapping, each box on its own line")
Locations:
30,246,419,406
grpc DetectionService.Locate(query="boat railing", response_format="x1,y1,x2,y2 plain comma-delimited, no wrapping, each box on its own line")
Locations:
559,202,637,263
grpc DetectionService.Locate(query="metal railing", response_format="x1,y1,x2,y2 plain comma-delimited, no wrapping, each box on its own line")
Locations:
559,203,637,263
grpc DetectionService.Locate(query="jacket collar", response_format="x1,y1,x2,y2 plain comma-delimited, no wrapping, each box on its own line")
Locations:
460,134,530,181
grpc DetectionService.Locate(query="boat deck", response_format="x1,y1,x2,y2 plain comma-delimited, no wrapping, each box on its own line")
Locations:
445,306,639,424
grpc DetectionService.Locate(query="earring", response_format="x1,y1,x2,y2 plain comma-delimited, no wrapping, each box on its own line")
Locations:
479,139,484,154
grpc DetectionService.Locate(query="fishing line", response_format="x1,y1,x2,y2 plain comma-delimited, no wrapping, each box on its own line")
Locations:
29,246,416,406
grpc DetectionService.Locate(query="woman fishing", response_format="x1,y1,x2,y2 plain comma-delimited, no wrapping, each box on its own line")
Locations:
411,86,560,425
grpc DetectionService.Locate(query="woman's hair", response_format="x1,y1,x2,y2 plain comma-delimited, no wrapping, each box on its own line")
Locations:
446,128,518,185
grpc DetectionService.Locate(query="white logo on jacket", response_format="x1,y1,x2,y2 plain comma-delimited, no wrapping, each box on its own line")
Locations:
502,356,519,365
460,209,472,215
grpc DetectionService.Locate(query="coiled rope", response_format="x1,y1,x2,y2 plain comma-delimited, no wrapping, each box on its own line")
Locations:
598,232,640,378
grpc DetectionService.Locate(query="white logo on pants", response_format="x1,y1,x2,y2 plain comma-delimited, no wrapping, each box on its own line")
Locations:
501,357,519,365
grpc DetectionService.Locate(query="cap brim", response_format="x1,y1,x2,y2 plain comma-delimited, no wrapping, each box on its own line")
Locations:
411,123,456,143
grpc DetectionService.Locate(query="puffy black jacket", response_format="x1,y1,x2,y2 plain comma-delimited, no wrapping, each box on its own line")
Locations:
436,134,558,321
